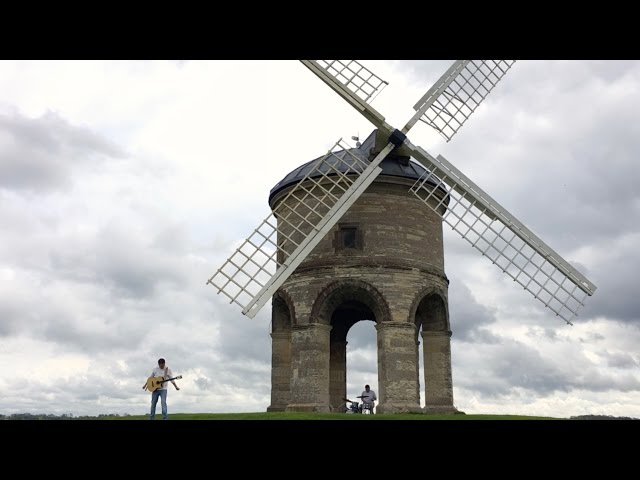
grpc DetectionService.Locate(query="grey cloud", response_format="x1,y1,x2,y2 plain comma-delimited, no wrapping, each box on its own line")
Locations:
600,351,638,369
40,313,145,353
215,362,270,388
0,372,141,416
587,61,638,81
581,243,640,323
575,370,640,393
0,292,29,336
490,343,571,395
0,282,147,351
454,342,555,397
580,331,605,342
0,142,69,190
212,300,271,365
391,60,458,89
194,377,213,390
448,281,500,343
46,222,192,300
347,349,377,377
455,337,640,399
152,223,190,254
345,319,376,350
0,248,213,357
0,109,125,192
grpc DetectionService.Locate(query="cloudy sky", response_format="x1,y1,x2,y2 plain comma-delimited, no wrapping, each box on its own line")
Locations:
0,60,638,418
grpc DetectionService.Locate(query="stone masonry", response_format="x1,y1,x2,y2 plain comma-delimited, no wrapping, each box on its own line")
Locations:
266,136,458,414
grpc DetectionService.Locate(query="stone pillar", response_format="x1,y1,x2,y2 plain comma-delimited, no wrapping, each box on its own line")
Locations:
329,339,347,412
415,337,421,405
286,324,332,412
267,331,291,412
376,322,422,414
422,330,457,414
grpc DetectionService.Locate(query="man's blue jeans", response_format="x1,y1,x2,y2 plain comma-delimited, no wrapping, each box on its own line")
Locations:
150,389,168,420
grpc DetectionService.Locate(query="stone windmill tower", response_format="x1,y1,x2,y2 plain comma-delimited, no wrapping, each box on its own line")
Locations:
208,61,597,414
266,130,454,413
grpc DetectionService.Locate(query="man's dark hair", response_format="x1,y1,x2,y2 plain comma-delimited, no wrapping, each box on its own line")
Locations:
158,358,166,364
365,384,370,389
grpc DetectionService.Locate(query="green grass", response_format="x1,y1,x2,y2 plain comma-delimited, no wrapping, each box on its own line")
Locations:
101,412,561,420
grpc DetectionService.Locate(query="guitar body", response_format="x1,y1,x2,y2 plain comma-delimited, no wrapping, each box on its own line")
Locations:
146,376,166,392
145,375,182,392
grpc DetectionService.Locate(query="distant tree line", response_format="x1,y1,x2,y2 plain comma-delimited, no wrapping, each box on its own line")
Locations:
569,415,637,420
0,413,132,420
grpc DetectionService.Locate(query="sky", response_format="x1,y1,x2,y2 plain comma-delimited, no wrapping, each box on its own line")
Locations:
0,60,638,418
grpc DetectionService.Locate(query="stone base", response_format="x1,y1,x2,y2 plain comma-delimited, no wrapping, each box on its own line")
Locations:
285,403,332,413
423,405,459,415
266,405,287,412
376,403,423,414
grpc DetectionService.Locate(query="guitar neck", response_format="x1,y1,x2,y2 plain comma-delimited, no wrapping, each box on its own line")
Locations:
160,375,182,384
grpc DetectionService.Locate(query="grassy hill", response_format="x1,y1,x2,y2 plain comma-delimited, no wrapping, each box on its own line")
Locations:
101,412,561,420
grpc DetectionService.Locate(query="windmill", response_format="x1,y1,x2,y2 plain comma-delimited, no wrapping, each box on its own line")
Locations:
208,60,597,326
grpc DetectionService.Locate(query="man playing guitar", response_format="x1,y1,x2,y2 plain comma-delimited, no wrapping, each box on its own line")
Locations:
143,358,180,420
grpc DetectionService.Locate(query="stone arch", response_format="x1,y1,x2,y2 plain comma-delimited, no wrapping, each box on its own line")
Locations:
307,279,389,412
409,287,455,413
310,279,391,326
272,289,296,331
409,287,450,333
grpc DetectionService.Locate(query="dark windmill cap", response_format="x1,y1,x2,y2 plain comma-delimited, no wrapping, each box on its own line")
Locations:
268,129,444,208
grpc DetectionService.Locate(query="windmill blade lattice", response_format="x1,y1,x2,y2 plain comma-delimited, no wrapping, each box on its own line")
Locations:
208,59,596,323
406,142,596,324
208,139,375,313
314,60,389,104
412,60,515,142
209,60,522,318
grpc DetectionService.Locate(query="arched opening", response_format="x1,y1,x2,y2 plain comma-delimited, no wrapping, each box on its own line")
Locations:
311,280,388,412
415,293,448,333
272,294,293,333
329,301,378,413
345,319,378,413
413,292,454,410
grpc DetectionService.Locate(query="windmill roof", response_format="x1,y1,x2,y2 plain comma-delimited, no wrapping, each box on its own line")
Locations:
269,130,444,207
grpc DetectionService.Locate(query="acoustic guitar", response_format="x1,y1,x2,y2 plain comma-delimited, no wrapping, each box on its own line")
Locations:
145,375,182,392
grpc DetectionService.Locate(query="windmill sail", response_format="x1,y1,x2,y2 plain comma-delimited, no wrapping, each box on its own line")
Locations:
312,60,389,104
301,60,389,131
210,60,591,323
304,59,596,323
209,63,398,318
208,138,395,318
209,60,519,318
405,140,597,324
410,60,516,142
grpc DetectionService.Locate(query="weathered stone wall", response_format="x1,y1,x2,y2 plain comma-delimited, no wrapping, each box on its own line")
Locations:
267,331,291,412
286,324,332,412
270,173,456,414
376,322,423,413
422,330,456,413
272,178,446,274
